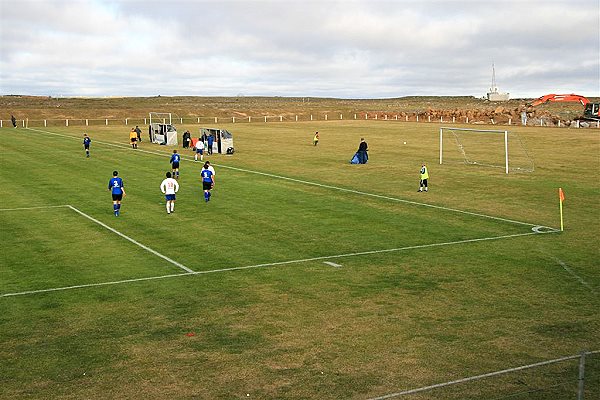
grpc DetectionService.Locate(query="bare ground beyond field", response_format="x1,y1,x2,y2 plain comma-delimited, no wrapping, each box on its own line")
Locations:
2,95,597,126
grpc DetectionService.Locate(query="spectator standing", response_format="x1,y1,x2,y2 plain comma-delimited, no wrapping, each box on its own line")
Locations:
357,138,368,164
207,134,214,155
135,125,142,142
182,130,191,148
521,110,528,126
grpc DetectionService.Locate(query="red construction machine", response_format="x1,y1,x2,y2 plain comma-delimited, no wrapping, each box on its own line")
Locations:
530,94,600,121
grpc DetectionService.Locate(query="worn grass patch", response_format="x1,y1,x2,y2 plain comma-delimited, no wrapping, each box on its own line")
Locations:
0,121,598,399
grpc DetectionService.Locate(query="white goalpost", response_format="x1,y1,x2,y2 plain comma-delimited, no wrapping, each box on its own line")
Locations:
439,127,534,174
148,112,178,146
149,112,172,125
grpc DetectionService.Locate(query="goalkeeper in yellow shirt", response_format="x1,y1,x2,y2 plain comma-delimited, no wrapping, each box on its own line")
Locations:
418,163,429,192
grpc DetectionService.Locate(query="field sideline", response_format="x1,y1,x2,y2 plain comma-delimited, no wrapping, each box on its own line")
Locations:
0,121,598,399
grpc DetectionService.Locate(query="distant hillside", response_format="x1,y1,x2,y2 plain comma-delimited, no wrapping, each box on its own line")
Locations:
1,95,596,125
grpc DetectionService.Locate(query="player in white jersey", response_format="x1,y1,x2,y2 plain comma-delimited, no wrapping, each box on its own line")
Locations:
194,139,205,161
160,172,180,214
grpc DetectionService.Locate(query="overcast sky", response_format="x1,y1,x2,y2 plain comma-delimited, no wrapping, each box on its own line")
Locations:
0,0,598,99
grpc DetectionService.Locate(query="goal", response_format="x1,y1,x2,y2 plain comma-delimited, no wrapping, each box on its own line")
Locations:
439,127,534,174
148,112,178,146
149,112,173,125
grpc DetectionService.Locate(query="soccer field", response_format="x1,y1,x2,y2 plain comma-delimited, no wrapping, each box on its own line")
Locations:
0,121,598,399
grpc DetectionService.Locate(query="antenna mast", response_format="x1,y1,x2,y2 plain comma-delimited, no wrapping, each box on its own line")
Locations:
491,62,497,92
486,62,509,101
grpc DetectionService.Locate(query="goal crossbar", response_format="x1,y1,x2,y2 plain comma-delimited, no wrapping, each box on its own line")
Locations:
149,112,173,125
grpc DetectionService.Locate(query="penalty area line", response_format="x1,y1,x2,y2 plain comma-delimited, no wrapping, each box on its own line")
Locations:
0,272,192,298
0,205,70,212
1,230,555,298
555,258,598,294
65,205,194,274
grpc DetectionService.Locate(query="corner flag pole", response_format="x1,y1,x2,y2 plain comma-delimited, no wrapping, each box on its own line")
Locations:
559,188,565,231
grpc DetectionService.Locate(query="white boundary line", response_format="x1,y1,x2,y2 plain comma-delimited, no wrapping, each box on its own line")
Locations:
0,203,194,274
556,258,598,294
324,261,343,268
0,205,70,212
24,127,553,229
1,230,554,298
66,205,194,273
367,350,600,399
216,165,545,228
0,128,559,298
0,272,192,298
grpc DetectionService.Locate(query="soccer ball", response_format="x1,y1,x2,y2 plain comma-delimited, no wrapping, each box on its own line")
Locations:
403,141,407,145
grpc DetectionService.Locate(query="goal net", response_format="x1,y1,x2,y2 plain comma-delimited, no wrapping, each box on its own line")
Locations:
149,112,173,125
148,112,178,146
439,127,534,174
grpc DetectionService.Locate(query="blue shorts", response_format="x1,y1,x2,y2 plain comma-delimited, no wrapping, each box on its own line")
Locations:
171,162,179,169
196,149,203,154
165,194,176,201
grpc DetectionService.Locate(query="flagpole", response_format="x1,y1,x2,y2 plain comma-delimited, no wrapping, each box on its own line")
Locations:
559,197,564,231
559,188,564,231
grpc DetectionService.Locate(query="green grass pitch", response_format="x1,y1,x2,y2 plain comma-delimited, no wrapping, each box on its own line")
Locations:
0,121,598,399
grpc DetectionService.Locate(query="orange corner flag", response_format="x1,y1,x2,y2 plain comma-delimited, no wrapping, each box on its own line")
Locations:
558,188,565,231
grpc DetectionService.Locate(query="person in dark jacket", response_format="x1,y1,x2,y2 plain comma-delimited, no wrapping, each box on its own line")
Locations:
135,125,142,142
182,130,191,148
207,133,214,155
357,138,368,164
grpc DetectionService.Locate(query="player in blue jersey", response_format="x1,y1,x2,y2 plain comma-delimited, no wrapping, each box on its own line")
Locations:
170,149,181,180
108,170,126,216
204,161,215,187
83,133,91,157
207,134,214,155
201,164,214,202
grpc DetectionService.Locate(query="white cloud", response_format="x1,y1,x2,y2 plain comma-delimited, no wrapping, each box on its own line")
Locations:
0,0,598,98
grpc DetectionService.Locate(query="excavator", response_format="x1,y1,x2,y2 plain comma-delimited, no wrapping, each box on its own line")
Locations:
530,94,600,121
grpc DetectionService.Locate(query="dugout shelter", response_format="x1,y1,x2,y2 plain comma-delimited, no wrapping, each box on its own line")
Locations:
200,128,234,154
